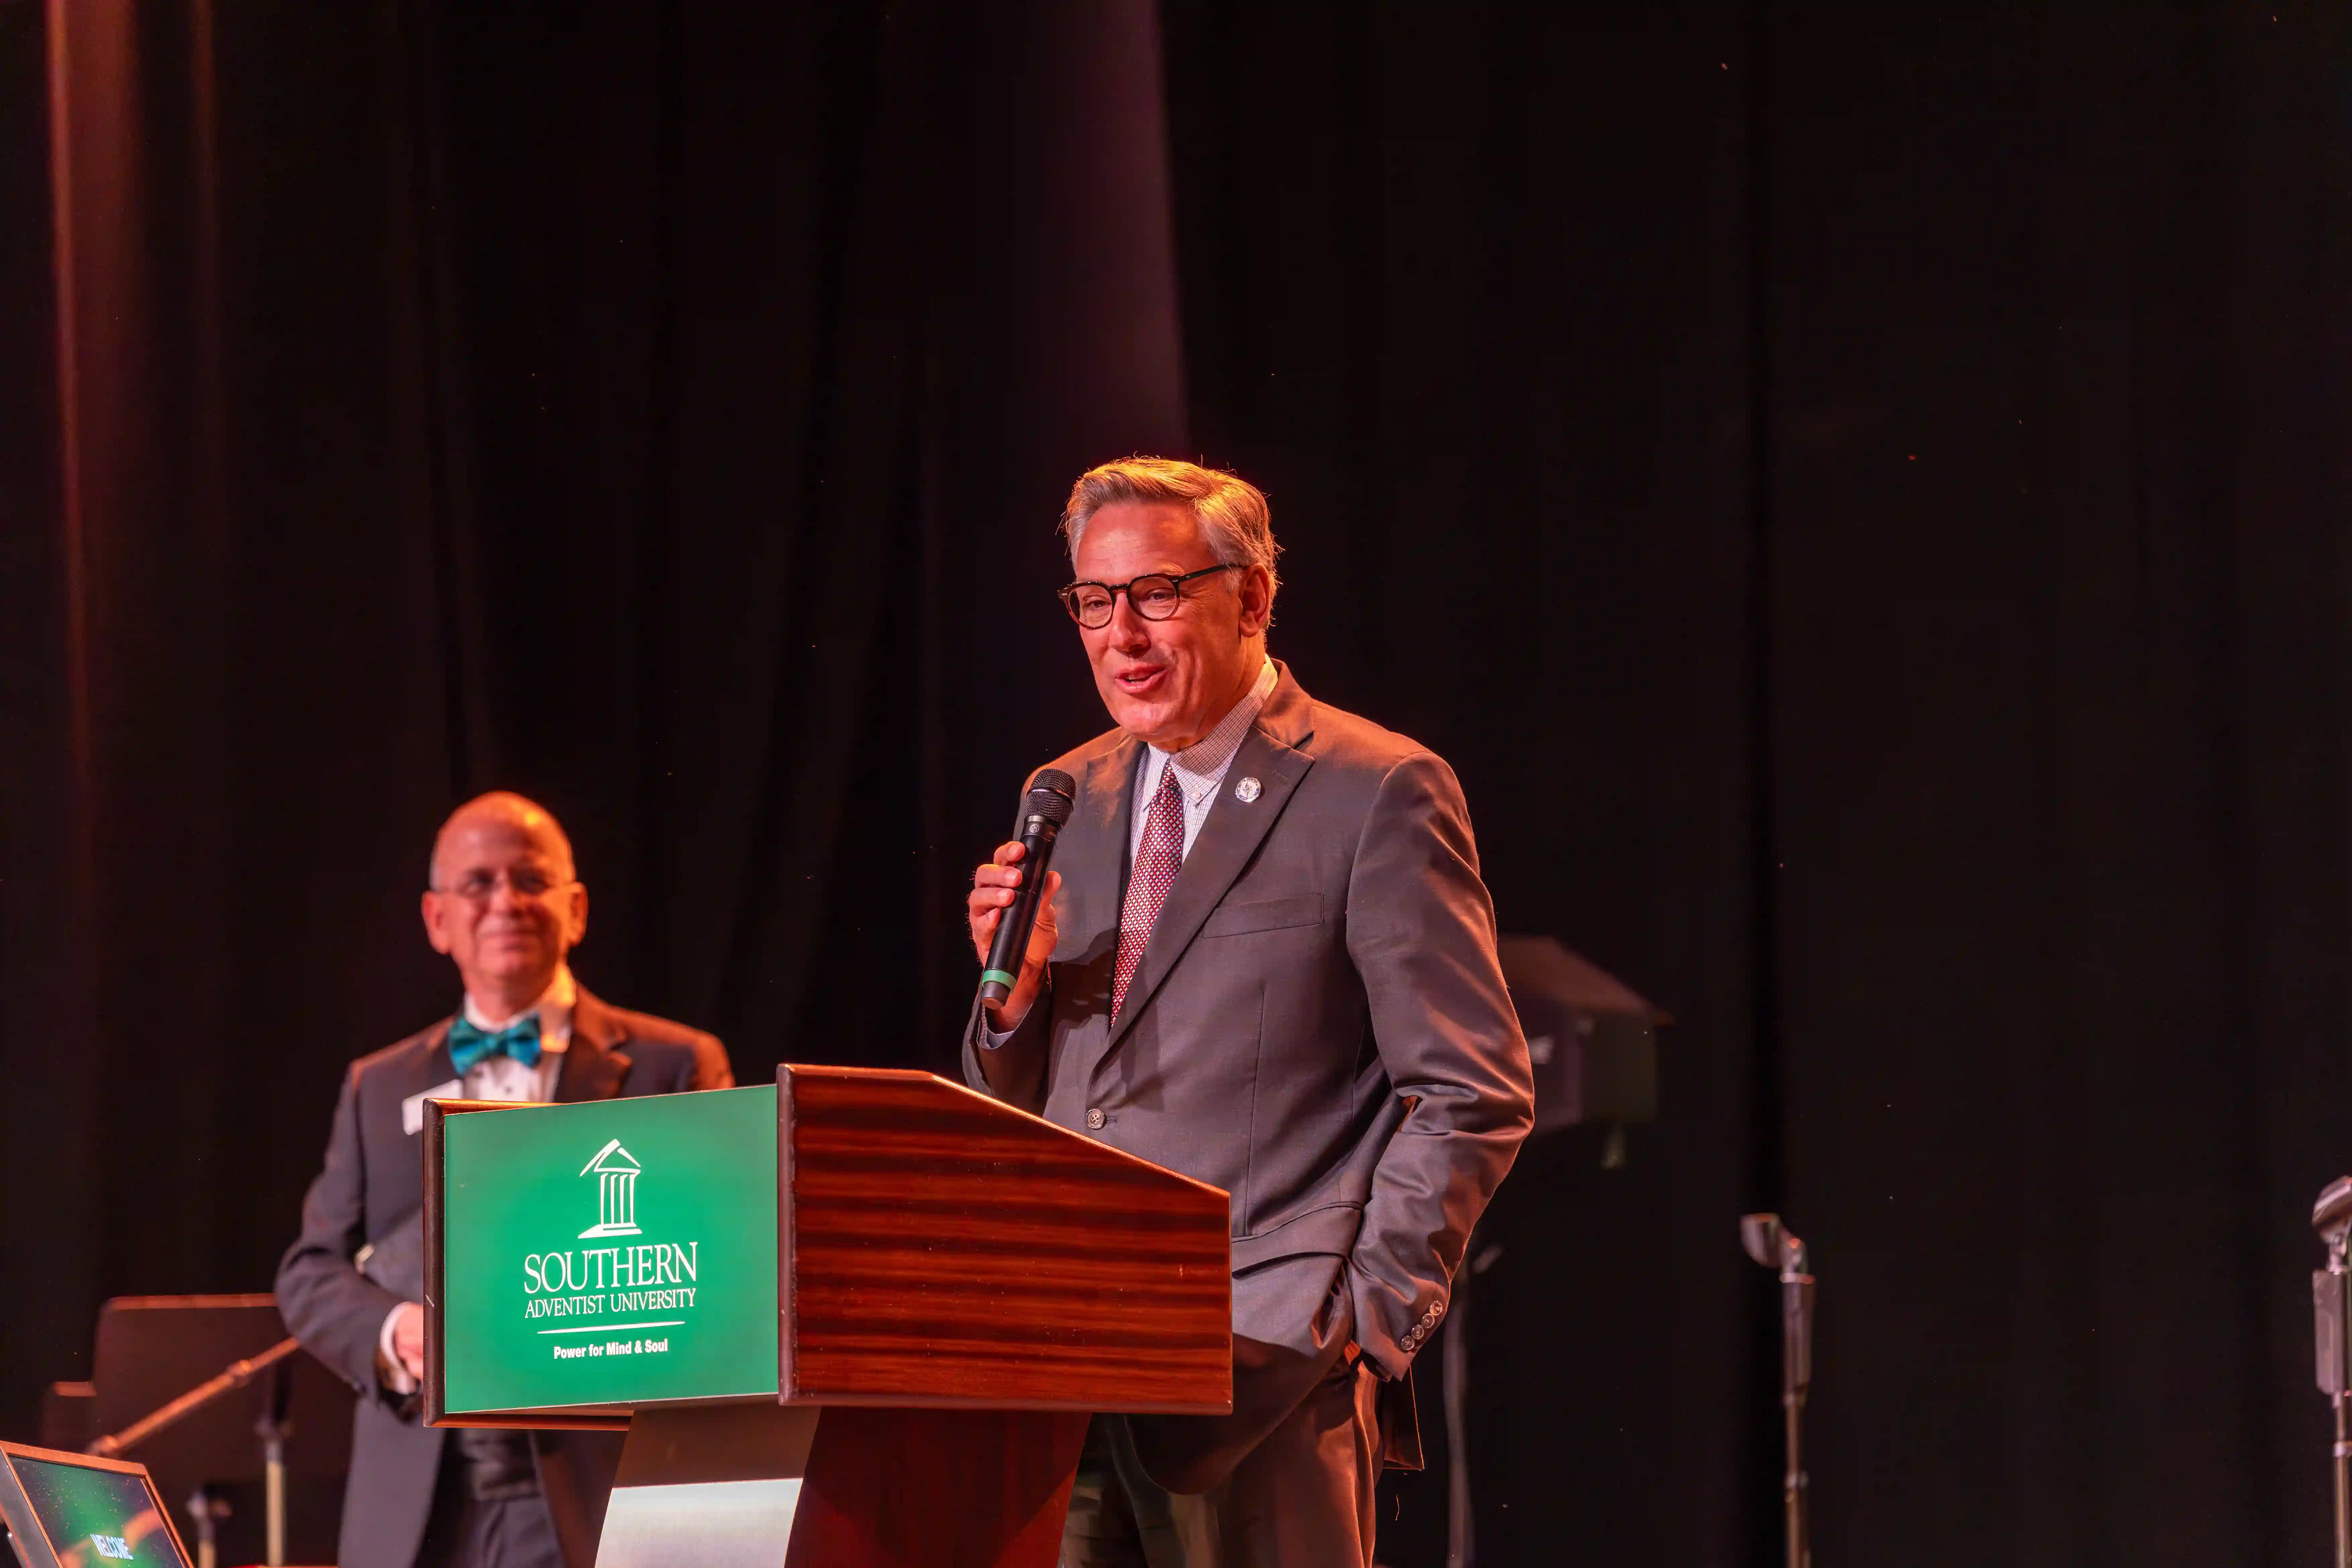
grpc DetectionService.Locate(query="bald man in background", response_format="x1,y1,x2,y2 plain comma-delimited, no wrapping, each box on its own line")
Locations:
277,793,730,1568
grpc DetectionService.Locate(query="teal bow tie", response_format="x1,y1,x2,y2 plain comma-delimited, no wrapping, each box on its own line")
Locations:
448,1012,543,1075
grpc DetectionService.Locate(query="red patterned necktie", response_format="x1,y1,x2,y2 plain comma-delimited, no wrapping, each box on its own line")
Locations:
1112,762,1187,1019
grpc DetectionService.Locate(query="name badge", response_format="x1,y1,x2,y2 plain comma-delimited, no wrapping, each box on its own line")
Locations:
404,1079,462,1137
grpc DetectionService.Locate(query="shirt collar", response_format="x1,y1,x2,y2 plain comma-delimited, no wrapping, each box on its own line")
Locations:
1146,657,1280,786
463,964,577,1049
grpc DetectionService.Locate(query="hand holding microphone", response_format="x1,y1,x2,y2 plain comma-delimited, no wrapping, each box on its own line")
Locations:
968,769,1076,1029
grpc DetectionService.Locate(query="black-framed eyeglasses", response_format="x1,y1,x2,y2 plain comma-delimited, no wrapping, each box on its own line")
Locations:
1058,564,1238,629
428,868,575,902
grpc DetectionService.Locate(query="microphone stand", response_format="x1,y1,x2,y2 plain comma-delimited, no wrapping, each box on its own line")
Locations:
1743,1214,1813,1568
257,1353,293,1568
2314,1178,2352,1568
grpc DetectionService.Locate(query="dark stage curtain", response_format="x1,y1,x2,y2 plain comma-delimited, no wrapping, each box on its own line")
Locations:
1160,4,2352,1566
1158,7,1763,1559
7,4,2352,1566
0,0,1185,1450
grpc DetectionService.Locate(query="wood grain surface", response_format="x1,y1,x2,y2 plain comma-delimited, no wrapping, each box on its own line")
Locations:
785,1407,1091,1568
779,1066,1232,1415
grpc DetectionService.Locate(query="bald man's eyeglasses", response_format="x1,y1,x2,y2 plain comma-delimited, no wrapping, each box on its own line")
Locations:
1059,564,1238,630
429,869,574,901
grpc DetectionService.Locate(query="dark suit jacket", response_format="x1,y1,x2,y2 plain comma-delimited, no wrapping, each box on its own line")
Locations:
276,988,731,1568
966,664,1534,1484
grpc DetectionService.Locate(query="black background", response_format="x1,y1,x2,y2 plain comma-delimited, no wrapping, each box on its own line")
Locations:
6,3,2352,1564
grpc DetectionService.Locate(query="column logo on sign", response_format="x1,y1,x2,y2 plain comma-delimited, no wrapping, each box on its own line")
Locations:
578,1137,643,1238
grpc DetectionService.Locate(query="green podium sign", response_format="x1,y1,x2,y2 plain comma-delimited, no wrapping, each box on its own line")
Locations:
435,1084,780,1415
425,1067,1237,1567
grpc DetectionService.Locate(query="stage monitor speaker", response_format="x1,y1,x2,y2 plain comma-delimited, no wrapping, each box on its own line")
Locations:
1497,934,1665,1139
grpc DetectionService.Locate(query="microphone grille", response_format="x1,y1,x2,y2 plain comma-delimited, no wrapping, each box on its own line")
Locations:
1026,768,1078,826
2316,1176,2352,1241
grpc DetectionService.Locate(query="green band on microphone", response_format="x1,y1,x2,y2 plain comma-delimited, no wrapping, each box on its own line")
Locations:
981,969,1019,989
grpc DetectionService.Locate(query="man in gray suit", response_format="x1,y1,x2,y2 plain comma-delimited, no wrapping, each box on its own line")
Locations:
278,793,731,1568
966,457,1534,1567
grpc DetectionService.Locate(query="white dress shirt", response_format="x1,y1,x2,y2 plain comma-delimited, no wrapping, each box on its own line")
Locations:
377,966,578,1392
984,659,1278,1052
1128,657,1280,863
458,965,577,1104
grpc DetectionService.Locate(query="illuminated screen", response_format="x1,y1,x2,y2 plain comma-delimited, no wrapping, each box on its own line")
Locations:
5,1456,185,1568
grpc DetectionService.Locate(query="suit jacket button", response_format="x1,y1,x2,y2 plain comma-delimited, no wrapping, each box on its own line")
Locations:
1085,1108,1106,1130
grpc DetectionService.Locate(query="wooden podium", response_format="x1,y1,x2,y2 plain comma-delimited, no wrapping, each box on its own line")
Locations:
421,1065,1231,1567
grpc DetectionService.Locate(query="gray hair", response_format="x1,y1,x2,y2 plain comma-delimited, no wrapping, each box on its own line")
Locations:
1060,456,1281,593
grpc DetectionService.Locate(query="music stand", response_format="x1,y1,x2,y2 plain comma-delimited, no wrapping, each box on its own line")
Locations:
36,1387,97,1456
0,1439,193,1568
84,1297,350,1568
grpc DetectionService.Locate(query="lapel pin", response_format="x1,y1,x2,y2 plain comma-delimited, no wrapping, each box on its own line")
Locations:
1235,776,1262,803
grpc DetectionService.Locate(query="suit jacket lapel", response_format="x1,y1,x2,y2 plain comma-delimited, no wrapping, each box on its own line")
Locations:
1098,667,1318,1058
417,1020,458,1089
555,988,632,1103
1055,739,1142,966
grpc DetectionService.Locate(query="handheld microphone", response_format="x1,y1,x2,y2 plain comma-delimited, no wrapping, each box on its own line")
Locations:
979,769,1077,1005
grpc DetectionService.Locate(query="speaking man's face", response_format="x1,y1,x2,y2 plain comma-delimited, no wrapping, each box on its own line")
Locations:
1072,500,1271,751
421,804,587,1004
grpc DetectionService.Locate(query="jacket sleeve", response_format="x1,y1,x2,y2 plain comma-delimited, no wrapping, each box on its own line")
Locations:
1343,750,1536,1378
274,1063,404,1394
684,1031,734,1091
960,979,1052,1114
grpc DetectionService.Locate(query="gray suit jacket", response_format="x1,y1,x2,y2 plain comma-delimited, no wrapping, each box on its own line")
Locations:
276,990,731,1568
966,665,1533,1470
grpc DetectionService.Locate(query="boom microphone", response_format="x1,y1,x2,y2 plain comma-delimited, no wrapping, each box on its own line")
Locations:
979,769,1077,1005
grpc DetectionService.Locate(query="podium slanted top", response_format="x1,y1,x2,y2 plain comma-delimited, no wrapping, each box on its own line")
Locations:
425,1066,1231,1426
